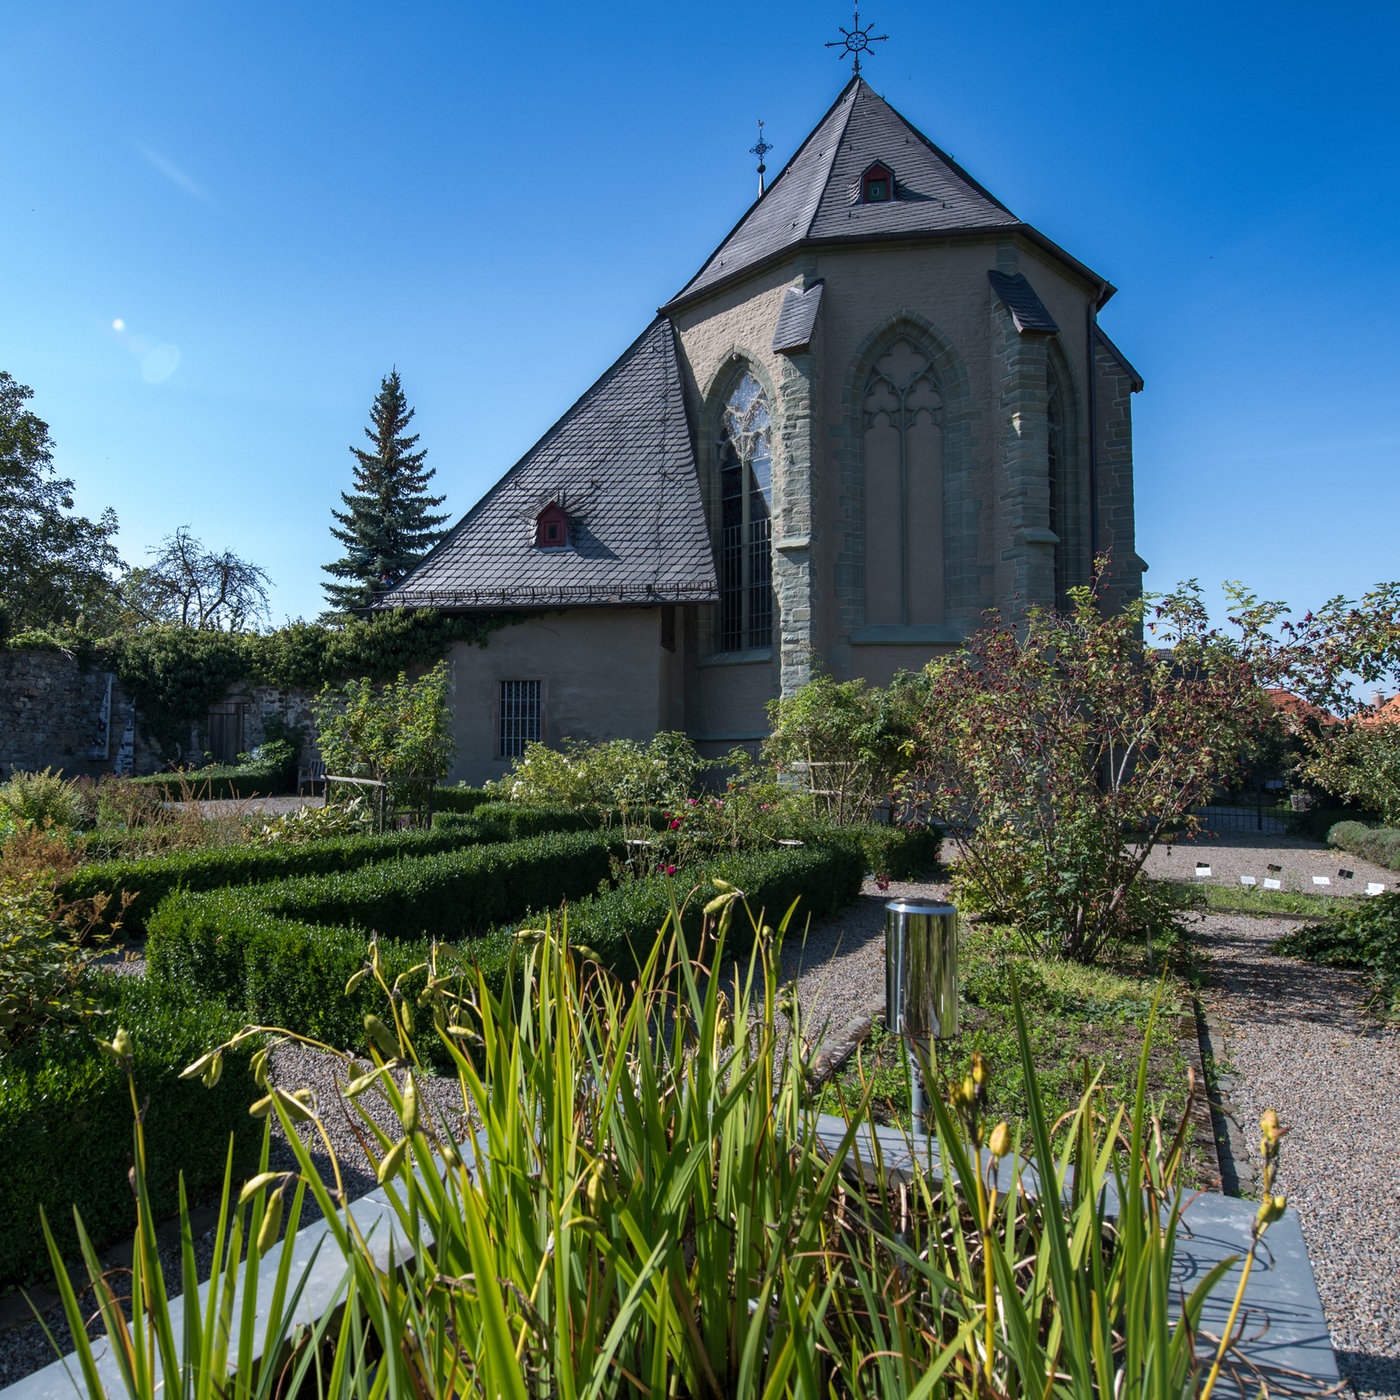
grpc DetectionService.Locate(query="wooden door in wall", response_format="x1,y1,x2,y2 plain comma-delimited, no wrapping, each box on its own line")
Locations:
206,702,247,764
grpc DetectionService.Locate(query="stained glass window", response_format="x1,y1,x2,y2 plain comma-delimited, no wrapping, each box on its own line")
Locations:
717,373,773,651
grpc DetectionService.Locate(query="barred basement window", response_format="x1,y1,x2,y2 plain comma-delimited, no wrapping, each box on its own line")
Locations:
718,372,773,651
499,680,542,758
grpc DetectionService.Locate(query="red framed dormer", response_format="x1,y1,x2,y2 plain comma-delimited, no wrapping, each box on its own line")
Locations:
534,501,569,549
860,161,895,204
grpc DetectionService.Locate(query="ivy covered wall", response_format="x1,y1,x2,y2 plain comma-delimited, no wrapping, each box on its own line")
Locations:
0,609,524,775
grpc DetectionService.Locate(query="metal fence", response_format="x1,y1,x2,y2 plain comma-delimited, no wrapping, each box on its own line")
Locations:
1191,800,1291,836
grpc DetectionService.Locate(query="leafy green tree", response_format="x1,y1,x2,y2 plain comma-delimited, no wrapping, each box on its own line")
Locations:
1257,581,1400,823
312,661,456,818
763,672,926,824
0,371,123,634
1302,720,1400,825
322,370,448,617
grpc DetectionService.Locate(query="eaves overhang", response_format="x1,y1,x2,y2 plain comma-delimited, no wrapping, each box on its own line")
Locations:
660,223,1116,318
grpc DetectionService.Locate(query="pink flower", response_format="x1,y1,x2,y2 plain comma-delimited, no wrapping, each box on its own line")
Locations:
666,865,676,876
670,818,681,830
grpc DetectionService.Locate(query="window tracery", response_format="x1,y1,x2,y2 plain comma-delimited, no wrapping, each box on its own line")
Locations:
717,372,773,651
861,338,944,624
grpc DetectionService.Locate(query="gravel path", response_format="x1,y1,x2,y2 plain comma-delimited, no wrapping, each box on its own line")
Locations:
1193,906,1400,1400
1142,829,1394,894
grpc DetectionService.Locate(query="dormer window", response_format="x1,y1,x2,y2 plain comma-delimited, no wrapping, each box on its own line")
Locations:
861,161,894,204
534,502,569,549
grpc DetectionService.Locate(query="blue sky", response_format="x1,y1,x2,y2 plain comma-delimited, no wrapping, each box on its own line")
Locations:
2,0,1397,630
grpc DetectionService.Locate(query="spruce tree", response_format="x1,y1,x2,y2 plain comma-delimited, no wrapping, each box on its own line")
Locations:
322,369,449,616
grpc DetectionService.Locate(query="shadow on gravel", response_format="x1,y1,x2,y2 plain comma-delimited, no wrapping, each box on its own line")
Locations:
1334,1348,1400,1399
1196,921,1382,1033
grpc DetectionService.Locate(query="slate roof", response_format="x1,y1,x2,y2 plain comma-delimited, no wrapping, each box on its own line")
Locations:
381,318,716,610
771,280,824,354
987,270,1059,334
668,78,1032,308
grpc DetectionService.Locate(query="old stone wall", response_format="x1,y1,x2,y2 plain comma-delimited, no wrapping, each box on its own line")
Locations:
0,647,318,779
0,649,156,778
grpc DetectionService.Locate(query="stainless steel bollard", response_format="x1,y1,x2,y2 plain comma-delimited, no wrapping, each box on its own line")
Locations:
885,899,959,1043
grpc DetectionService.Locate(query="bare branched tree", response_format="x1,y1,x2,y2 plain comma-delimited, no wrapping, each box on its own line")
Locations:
121,525,272,631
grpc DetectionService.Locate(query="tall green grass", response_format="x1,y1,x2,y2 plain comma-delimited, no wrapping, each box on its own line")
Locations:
42,888,1290,1396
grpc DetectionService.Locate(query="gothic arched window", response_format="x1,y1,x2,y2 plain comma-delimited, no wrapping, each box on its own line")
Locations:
718,372,773,651
862,338,944,624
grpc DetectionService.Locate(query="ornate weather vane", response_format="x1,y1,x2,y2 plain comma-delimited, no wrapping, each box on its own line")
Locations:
825,6,887,75
750,119,774,197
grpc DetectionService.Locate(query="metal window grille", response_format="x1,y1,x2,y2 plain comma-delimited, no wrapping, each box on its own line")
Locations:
500,680,542,758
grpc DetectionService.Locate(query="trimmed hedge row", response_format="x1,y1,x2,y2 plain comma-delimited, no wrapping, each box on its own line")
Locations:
129,758,295,800
433,802,598,840
0,975,262,1288
64,805,599,937
790,820,941,879
1329,820,1400,873
145,841,865,1056
145,830,616,1031
431,786,496,814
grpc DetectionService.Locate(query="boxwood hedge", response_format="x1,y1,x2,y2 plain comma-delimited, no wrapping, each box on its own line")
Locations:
1328,820,1400,873
65,805,601,937
145,829,616,1022
0,975,261,1288
431,786,495,814
145,840,866,1055
787,820,941,879
128,751,296,800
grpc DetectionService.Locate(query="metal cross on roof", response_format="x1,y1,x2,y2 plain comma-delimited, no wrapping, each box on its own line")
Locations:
825,6,887,75
749,119,774,197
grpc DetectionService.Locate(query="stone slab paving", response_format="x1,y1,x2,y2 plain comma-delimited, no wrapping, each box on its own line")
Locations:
1192,905,1400,1399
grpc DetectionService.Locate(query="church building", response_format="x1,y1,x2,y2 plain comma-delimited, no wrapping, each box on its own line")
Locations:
384,76,1145,786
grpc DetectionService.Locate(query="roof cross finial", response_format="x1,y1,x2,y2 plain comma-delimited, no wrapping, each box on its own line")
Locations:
825,6,887,75
749,119,773,197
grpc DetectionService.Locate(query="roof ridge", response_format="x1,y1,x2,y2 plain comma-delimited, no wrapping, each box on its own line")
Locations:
666,80,860,307
798,77,861,241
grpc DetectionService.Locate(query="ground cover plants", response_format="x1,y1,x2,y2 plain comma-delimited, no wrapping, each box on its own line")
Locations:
1274,890,1400,1014
1187,882,1361,919
45,891,1293,1397
818,920,1201,1175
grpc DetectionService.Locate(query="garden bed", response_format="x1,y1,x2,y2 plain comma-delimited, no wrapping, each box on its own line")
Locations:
813,915,1211,1184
